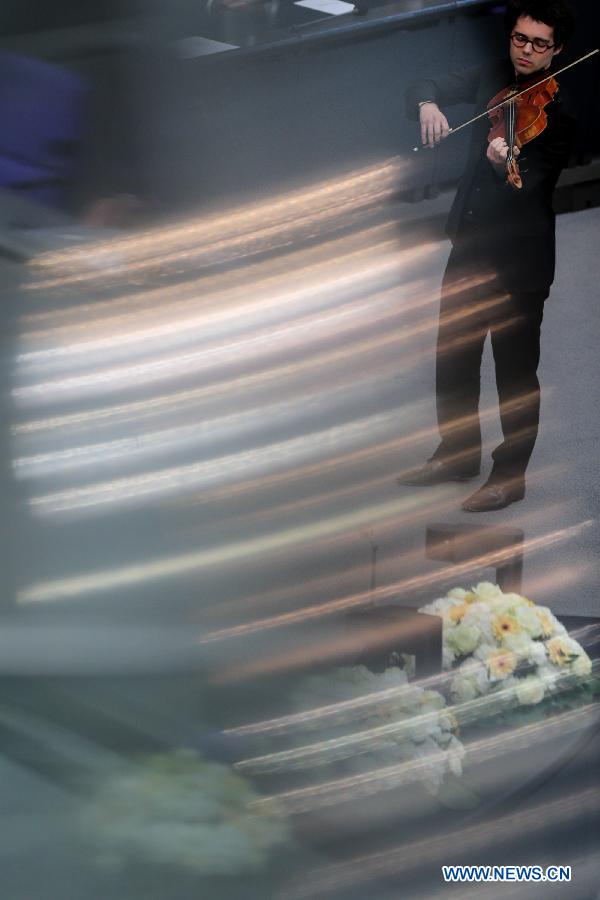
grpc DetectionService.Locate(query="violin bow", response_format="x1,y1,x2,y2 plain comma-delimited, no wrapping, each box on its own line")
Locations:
412,47,599,152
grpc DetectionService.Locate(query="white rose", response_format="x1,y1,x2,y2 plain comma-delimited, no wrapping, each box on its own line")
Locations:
515,605,544,638
451,675,479,703
380,667,409,688
536,606,565,637
572,653,592,677
503,632,531,658
461,659,490,693
515,676,545,706
527,641,548,667
563,636,586,656
420,597,456,615
537,664,561,692
466,607,495,643
410,713,442,743
420,690,446,711
442,645,455,670
473,582,503,601
447,588,468,601
447,735,466,777
447,623,481,656
474,643,498,662
413,739,446,792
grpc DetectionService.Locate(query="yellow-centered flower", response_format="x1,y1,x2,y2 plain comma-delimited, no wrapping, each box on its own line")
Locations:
487,650,518,679
492,614,521,642
536,609,555,637
449,604,468,623
547,637,575,667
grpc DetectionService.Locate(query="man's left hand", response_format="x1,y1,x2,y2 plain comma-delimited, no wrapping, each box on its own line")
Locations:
487,137,520,168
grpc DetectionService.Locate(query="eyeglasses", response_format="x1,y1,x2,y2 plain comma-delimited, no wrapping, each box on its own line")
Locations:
511,32,555,53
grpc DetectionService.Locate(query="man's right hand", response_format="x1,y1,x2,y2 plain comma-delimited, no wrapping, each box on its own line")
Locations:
419,102,450,149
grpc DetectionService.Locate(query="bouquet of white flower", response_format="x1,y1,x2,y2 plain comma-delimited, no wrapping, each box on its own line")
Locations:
84,749,289,874
419,583,593,709
259,665,466,794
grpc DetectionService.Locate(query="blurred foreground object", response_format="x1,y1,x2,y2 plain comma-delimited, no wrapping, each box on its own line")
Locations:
0,51,87,209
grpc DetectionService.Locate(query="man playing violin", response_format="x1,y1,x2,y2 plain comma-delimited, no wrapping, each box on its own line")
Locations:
399,0,577,511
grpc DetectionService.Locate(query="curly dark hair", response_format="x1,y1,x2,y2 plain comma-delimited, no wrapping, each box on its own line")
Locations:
504,0,576,48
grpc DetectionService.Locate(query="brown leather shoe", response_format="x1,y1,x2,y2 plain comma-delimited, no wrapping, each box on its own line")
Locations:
397,459,480,487
461,478,525,512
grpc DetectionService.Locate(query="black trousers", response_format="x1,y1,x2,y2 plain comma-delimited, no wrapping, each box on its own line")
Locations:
432,238,549,480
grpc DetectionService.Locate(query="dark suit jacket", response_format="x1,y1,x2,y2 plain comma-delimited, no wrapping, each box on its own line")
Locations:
406,59,577,291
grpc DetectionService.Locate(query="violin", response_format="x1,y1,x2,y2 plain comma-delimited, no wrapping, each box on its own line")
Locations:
486,75,559,190
411,49,599,189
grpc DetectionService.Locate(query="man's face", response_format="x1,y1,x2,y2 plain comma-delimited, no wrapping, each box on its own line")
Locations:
509,14,562,76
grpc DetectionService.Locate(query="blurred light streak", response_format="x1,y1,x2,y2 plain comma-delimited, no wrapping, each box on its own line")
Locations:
199,519,593,647
15,267,497,392
248,703,598,815
237,680,599,782
21,224,435,336
13,282,435,405
18,254,492,366
13,319,421,435
28,158,410,289
256,746,453,806
227,682,434,738
14,267,502,429
18,244,434,379
21,387,540,513
239,710,449,774
226,625,598,740
197,553,377,629
518,563,597,606
210,617,431,686
19,476,583,610
281,785,600,897
13,306,528,450
23,408,415,507
13,383,417,479
14,362,534,483
169,398,556,516
15,490,445,604
22,477,578,606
